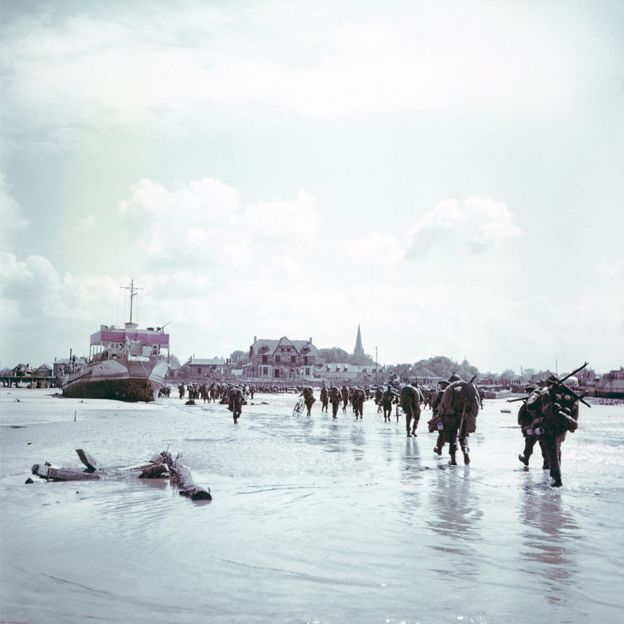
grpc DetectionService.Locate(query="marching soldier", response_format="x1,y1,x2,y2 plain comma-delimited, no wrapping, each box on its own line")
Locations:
301,386,316,417
351,387,365,419
400,382,422,437
341,385,349,412
429,380,449,455
381,385,396,423
516,367,586,487
517,384,549,469
328,385,341,418
228,385,245,424
320,385,329,412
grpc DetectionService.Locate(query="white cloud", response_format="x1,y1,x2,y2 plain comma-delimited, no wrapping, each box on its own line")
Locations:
0,0,598,135
0,173,29,250
406,196,522,257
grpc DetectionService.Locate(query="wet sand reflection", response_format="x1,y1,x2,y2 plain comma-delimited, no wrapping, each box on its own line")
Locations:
518,477,579,607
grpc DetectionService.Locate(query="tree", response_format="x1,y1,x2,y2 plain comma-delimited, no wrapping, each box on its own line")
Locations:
230,350,250,366
318,347,351,364
499,369,516,383
168,354,181,370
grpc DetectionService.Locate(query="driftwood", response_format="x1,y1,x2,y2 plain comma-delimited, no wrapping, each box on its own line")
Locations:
31,463,100,481
30,448,212,501
158,451,212,500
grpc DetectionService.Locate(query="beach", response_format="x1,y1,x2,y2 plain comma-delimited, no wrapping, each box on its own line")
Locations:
1,388,623,624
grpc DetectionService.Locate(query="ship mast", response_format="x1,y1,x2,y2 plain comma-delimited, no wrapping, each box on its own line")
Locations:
121,279,143,324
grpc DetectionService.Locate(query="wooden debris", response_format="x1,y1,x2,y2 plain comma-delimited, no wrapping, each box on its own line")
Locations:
75,448,98,472
159,451,212,500
31,463,100,481
29,448,212,500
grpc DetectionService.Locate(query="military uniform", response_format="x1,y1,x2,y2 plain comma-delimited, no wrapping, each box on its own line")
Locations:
328,386,341,418
520,378,580,487
381,386,396,422
400,383,422,436
320,386,329,412
228,386,245,423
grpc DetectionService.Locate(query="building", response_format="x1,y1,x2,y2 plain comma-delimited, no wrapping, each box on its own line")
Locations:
249,336,319,381
319,362,383,384
182,357,226,378
353,324,365,360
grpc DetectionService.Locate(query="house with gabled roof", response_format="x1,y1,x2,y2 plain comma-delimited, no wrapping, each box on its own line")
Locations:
184,356,226,377
249,336,319,381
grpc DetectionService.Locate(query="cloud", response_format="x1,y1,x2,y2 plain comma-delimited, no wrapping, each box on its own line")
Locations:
0,173,29,250
406,196,522,258
0,0,599,138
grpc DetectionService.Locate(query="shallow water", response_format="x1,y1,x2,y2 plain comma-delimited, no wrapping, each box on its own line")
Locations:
1,388,623,623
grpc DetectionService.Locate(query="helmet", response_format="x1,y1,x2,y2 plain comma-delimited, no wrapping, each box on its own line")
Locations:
448,373,462,383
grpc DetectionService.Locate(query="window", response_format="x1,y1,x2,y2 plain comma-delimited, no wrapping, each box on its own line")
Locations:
262,355,268,364
290,356,296,363
276,355,281,363
305,368,310,375
303,356,308,365
263,366,268,375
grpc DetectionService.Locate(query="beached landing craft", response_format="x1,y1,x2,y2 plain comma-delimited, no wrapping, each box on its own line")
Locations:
62,281,170,402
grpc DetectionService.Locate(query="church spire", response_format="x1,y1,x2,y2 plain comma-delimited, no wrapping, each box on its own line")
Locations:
353,324,365,359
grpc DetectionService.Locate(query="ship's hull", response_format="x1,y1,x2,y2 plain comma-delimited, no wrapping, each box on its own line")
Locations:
594,384,624,399
62,359,168,403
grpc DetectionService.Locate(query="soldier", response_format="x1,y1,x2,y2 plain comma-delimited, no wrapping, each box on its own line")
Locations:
374,385,383,413
400,382,422,437
341,385,349,412
381,384,396,423
178,383,186,400
517,384,548,469
328,385,341,418
437,374,480,465
228,385,245,424
320,385,329,413
301,386,316,417
520,374,583,487
351,387,365,419
429,380,450,455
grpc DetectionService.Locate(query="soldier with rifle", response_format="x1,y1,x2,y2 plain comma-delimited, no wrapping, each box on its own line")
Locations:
510,362,588,487
516,383,549,469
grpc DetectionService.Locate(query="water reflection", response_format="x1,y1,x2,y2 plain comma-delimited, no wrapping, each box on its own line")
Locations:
518,479,579,606
424,466,484,582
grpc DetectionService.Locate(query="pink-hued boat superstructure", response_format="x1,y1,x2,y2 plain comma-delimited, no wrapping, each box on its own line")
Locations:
62,281,170,402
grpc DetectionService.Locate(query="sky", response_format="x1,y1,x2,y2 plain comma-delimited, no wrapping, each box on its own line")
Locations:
1,0,623,375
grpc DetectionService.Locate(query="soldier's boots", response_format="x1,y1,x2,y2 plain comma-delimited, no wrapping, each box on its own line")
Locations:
463,451,470,465
551,469,563,487
518,453,530,466
433,446,441,455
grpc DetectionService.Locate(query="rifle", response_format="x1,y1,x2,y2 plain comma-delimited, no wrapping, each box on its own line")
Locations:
507,395,531,403
552,362,589,386
546,362,591,408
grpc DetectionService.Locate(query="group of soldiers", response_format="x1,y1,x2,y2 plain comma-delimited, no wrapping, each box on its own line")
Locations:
297,367,584,487
167,365,585,488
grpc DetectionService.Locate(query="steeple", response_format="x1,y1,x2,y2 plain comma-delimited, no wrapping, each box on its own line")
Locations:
353,324,365,359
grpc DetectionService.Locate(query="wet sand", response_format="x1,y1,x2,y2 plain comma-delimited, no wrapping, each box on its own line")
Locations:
1,388,623,623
